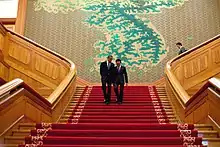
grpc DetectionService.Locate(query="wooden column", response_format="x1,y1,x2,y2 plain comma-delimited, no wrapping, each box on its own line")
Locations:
15,0,27,35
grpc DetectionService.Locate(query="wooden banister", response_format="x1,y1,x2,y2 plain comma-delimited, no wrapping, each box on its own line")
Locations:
165,33,220,129
0,21,77,136
0,22,77,102
185,77,220,107
170,34,220,64
165,34,220,106
0,78,23,98
0,79,53,135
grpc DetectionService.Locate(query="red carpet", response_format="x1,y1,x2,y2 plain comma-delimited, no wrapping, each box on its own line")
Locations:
20,86,204,146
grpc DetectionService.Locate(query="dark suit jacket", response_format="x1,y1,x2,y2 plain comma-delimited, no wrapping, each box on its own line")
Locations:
178,47,187,55
100,61,115,81
114,66,128,84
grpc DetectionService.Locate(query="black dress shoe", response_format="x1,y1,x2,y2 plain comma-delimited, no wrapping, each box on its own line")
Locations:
117,101,122,104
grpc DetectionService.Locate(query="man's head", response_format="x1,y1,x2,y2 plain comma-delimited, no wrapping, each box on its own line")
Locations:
107,55,113,63
176,42,182,49
116,59,121,66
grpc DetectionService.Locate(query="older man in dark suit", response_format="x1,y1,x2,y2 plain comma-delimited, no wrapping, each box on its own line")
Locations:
113,59,128,104
100,55,115,104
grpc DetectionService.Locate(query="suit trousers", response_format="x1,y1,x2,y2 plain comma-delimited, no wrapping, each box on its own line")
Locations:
101,76,112,102
114,82,124,102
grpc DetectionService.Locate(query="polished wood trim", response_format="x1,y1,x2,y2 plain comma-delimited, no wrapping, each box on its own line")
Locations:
15,0,27,35
0,78,23,97
0,78,51,108
0,23,71,65
0,18,16,25
165,34,220,105
77,77,90,86
0,115,24,136
209,78,220,91
0,23,77,104
0,88,51,135
186,78,220,107
165,63,190,103
171,34,220,64
0,23,7,35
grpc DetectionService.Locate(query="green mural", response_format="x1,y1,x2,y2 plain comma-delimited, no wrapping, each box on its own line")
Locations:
34,0,187,72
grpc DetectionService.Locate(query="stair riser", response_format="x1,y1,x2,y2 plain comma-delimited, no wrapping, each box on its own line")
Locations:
12,132,30,137
4,139,24,145
195,127,213,131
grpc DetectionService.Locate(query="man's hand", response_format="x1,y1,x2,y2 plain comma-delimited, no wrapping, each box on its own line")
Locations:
125,83,128,87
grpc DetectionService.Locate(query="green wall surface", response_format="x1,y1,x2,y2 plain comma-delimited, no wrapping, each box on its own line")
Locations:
25,0,220,83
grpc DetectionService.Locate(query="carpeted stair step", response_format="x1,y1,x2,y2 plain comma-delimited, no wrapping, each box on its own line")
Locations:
71,111,168,115
19,145,205,147
77,118,170,123
66,114,175,119
67,105,173,109
61,118,177,123
24,136,203,145
74,98,170,101
78,103,171,106
82,100,170,103
30,129,199,137
65,108,173,112
35,123,195,130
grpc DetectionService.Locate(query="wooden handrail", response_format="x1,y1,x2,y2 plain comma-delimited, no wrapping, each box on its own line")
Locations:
170,34,220,64
209,77,220,91
165,61,190,104
0,79,23,97
0,78,51,107
185,77,220,107
165,34,220,105
0,22,77,105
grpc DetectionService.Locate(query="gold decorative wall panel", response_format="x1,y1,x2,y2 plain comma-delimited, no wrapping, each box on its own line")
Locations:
8,41,31,65
0,33,4,50
35,54,59,80
184,54,208,79
0,62,8,80
212,47,220,64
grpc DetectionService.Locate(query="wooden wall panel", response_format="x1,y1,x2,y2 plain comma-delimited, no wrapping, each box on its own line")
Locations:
0,31,72,97
0,62,9,80
8,68,50,94
173,66,182,82
0,32,4,50
35,53,59,80
8,41,31,65
170,38,220,94
212,47,220,64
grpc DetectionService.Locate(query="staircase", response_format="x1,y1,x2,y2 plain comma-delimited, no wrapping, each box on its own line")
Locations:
1,86,220,147
0,86,85,147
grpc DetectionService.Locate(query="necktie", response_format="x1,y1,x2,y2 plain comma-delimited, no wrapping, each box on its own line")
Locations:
108,63,111,70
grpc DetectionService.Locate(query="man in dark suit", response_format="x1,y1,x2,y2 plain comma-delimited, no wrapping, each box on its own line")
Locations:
176,42,187,55
100,55,115,104
113,59,128,104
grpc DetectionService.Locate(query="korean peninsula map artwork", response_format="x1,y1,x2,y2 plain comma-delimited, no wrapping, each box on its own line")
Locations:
34,0,187,72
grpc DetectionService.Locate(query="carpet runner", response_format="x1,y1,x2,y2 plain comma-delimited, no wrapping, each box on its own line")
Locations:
20,86,204,146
